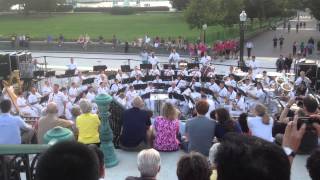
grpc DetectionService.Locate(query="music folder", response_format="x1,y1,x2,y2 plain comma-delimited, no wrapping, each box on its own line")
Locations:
160,76,172,81
116,87,127,96
153,83,166,89
122,77,135,84
40,95,49,104
187,63,199,70
169,92,185,101
33,70,45,77
82,78,95,85
93,65,107,72
140,64,152,70
65,69,75,77
133,84,147,90
141,92,151,99
108,75,116,80
45,71,55,77
143,76,155,82
121,65,131,72
163,64,176,70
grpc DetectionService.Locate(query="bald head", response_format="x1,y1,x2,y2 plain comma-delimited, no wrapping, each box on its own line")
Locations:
46,103,58,115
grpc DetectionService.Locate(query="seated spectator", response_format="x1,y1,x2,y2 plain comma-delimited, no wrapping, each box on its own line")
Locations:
208,143,220,180
214,108,242,140
215,133,290,180
120,96,152,151
247,103,274,142
177,152,212,180
76,99,101,146
238,113,250,135
0,100,33,144
126,149,161,180
88,145,105,179
37,102,73,144
153,102,180,151
184,100,216,156
36,141,100,180
307,148,320,180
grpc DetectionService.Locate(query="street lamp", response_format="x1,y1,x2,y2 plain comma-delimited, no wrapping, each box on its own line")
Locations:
202,24,208,44
239,10,247,70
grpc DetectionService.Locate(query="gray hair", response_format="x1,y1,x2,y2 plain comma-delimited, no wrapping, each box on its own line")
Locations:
137,149,161,177
79,99,92,114
209,143,220,167
131,96,144,109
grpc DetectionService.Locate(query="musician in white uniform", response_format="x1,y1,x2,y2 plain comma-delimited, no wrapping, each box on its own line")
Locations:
164,66,175,76
86,86,96,103
17,91,38,117
227,86,237,101
126,85,138,107
261,71,271,87
232,92,246,112
216,82,228,104
200,52,212,65
144,82,155,111
116,70,129,82
225,74,237,87
168,48,180,64
153,75,163,83
189,66,201,78
188,78,201,91
133,75,144,85
67,58,77,71
110,79,123,94
95,73,107,86
48,84,68,117
207,78,220,93
295,71,311,86
168,82,181,94
41,81,52,96
247,82,266,108
130,66,144,77
149,65,160,76
177,66,189,76
148,52,158,66
28,87,43,116
247,56,259,75
97,82,109,95
68,82,79,103
174,75,187,89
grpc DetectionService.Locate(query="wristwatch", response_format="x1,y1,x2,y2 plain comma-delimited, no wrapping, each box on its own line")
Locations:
283,147,296,158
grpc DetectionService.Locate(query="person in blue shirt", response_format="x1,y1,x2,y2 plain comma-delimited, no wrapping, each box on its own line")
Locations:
0,99,32,144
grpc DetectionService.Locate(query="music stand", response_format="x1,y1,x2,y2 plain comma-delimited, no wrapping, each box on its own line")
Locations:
133,84,147,90
93,65,107,72
33,70,44,77
140,64,152,70
108,75,116,80
187,63,199,70
122,77,135,84
40,95,49,104
153,83,166,90
82,78,95,85
121,65,131,73
163,64,176,70
45,71,55,78
65,69,75,77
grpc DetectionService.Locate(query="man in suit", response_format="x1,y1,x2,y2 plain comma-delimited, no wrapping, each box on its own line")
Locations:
120,96,152,151
184,100,216,156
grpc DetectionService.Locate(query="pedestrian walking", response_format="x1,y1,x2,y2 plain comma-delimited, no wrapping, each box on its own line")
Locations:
287,22,291,33
273,36,278,48
303,22,306,28
292,41,298,56
279,35,284,49
296,23,299,33
246,41,253,58
300,42,305,54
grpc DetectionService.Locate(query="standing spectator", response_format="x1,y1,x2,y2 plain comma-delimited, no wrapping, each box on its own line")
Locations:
177,152,211,180
300,42,305,55
126,149,161,180
120,96,152,151
112,34,117,49
296,23,299,33
307,41,314,55
140,49,149,64
273,36,278,48
124,41,129,53
0,100,32,144
306,148,320,180
76,99,101,146
276,55,285,72
184,100,216,156
58,34,64,47
247,104,274,142
153,102,180,152
245,41,253,58
284,54,293,73
168,48,180,65
11,34,16,48
292,41,298,56
279,35,285,49
287,22,291,33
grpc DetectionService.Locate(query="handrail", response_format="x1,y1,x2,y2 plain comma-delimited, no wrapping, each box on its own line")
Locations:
0,144,49,155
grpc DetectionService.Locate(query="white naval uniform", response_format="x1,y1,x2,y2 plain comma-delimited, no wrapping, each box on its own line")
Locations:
153,79,163,83
168,52,180,63
97,86,109,95
28,93,43,116
148,56,158,65
49,92,68,117
86,92,96,103
116,73,129,81
17,97,38,117
168,87,181,94
41,86,52,96
217,87,228,104
149,69,160,76
189,71,201,78
144,87,155,111
126,90,138,108
164,69,175,76
175,79,187,89
132,80,144,85
234,97,246,112
68,87,79,103
177,69,189,76
110,83,123,94
228,91,237,101
130,70,144,77
67,63,77,70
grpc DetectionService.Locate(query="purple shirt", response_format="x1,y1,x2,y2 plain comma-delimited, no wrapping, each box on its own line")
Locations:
153,116,179,151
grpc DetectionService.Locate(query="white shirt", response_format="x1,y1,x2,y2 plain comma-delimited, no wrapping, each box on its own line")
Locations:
49,92,68,116
246,42,253,49
133,80,144,85
98,86,109,95
86,92,96,102
67,63,77,70
209,83,220,93
42,86,52,96
248,60,259,70
126,90,137,103
189,71,201,77
68,87,79,102
248,116,274,142
175,79,187,88
295,76,311,86
200,56,211,65
148,56,158,65
153,79,163,83
255,89,266,103
17,97,28,109
144,87,154,94
116,73,129,81
177,69,189,76
228,91,237,101
168,52,180,62
235,97,246,112
164,69,175,76
28,93,41,105
110,83,122,93
149,69,160,76
168,87,181,94
131,70,144,77
225,79,237,87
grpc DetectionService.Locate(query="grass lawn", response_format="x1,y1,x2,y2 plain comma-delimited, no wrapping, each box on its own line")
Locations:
0,12,271,43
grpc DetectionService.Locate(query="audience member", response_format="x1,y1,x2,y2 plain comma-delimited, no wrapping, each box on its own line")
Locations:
126,149,161,180
76,99,101,146
37,102,73,144
208,143,220,180
176,152,211,180
184,100,216,156
214,108,242,140
153,102,180,151
36,141,100,180
88,145,105,179
120,96,152,151
307,148,320,180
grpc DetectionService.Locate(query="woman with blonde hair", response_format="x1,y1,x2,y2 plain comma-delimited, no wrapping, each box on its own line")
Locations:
247,103,274,142
153,102,180,151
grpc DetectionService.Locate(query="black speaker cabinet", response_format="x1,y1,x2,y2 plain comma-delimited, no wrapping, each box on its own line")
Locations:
0,54,11,77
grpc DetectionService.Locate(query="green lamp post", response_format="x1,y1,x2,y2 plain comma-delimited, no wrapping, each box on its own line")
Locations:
95,93,119,168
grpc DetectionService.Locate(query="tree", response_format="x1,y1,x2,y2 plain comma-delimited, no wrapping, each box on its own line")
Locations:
308,0,320,20
221,0,244,26
184,0,225,29
170,0,190,11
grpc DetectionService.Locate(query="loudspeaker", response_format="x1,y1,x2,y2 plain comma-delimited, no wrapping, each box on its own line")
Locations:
296,60,318,87
0,54,11,77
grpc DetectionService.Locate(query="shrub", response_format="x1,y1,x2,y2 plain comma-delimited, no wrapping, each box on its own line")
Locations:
110,7,135,15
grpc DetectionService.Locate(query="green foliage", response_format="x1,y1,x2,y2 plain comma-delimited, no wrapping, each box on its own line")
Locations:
170,0,190,10
73,6,169,13
221,0,244,26
110,7,135,15
308,0,320,20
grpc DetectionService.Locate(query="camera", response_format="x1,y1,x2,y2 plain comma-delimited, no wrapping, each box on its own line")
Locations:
297,116,319,154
